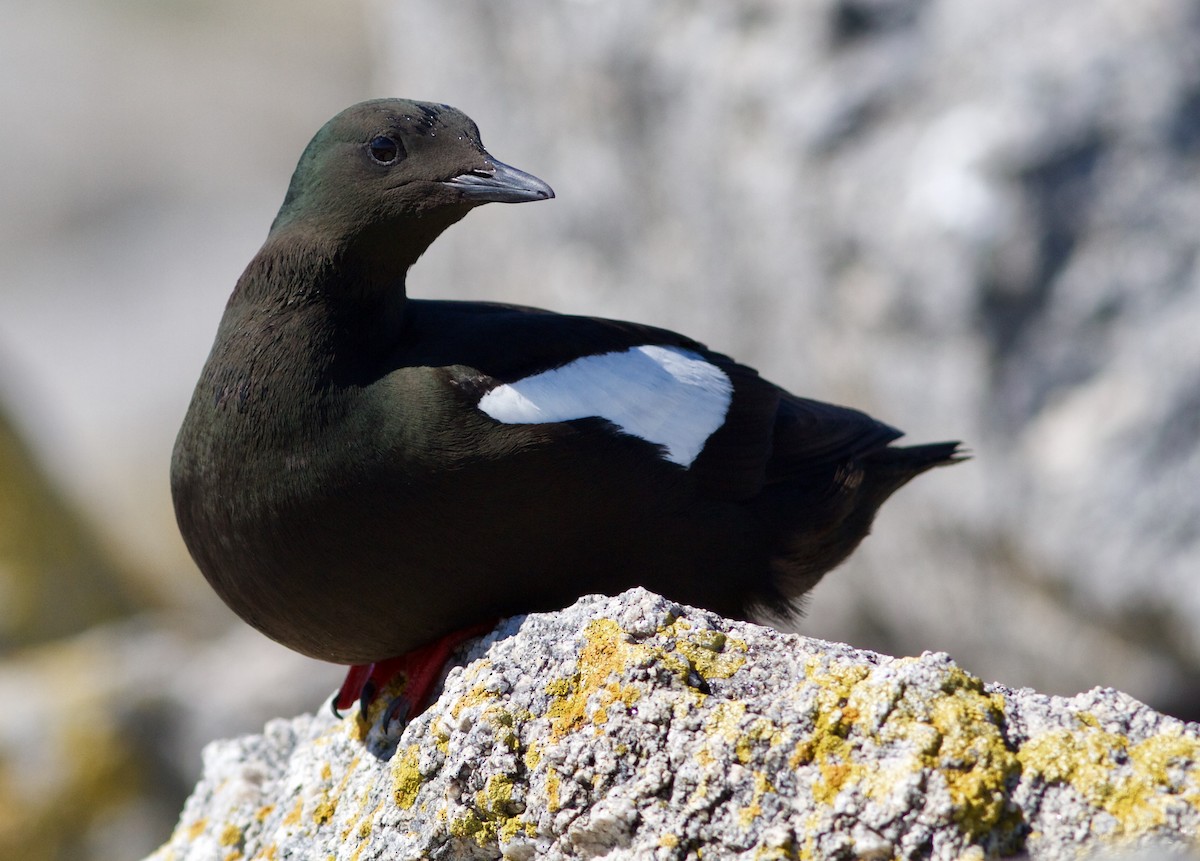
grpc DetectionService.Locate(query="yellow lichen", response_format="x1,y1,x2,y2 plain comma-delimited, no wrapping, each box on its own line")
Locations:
501,817,538,843
312,798,336,826
539,615,747,757
476,773,514,812
738,771,776,828
920,667,1019,838
686,701,762,808
448,811,485,841
219,824,243,847
281,797,303,827
392,744,423,809
790,660,868,806
707,700,748,745
312,752,359,827
348,712,370,743
1018,719,1200,835
450,671,502,722
659,833,680,848
545,619,644,739
341,786,375,843
736,717,783,764
671,625,748,682
431,720,452,755
483,705,521,750
448,773,534,846
752,827,798,860
790,657,1022,846
869,662,1018,839
357,808,377,839
545,769,562,812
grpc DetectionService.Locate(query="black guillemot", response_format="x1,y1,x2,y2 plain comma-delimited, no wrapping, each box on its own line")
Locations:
171,99,963,724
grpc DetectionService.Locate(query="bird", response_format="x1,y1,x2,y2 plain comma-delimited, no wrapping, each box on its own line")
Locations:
171,98,963,724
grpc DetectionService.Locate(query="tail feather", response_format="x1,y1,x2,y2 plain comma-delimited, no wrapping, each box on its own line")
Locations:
861,441,967,502
750,439,967,619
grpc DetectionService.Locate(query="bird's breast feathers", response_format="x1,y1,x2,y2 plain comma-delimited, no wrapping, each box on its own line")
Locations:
476,345,733,467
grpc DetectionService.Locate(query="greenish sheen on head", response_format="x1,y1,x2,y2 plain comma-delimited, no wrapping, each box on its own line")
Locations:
268,99,554,240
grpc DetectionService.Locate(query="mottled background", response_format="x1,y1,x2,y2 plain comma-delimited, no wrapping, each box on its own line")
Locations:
2,1,1198,858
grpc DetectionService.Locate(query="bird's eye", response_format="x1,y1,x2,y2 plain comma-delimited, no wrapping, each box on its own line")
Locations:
367,135,404,165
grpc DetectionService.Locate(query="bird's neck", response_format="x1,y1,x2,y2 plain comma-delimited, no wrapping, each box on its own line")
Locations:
229,207,472,379
232,218,448,372
243,207,469,315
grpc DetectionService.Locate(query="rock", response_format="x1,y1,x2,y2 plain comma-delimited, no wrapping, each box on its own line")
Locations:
0,618,341,861
147,590,1200,861
0,0,372,586
0,404,136,649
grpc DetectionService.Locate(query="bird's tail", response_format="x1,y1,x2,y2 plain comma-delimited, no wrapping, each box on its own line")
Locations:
748,439,966,623
861,441,967,501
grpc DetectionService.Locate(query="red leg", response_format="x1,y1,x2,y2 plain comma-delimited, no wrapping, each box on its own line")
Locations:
331,620,497,724
332,663,374,716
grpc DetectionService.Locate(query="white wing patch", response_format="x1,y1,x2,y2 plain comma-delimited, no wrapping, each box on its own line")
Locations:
478,345,733,467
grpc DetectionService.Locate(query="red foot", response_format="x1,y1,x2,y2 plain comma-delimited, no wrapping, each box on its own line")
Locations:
332,619,498,724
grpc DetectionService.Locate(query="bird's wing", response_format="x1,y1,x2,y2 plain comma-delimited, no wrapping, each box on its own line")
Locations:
764,394,904,482
397,299,708,378
393,300,898,500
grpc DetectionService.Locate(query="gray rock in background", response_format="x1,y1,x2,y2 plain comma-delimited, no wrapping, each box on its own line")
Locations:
0,3,358,857
368,0,1200,716
147,590,1200,861
0,0,372,584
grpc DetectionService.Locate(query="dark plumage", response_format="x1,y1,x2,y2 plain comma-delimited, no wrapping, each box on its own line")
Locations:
172,99,962,714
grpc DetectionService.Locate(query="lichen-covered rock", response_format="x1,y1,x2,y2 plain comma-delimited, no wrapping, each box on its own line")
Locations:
147,590,1199,861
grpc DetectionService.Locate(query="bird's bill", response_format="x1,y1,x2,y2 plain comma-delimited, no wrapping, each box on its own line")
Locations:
442,159,555,203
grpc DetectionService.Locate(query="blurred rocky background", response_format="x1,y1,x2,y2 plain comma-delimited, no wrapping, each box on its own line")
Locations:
1,0,1197,858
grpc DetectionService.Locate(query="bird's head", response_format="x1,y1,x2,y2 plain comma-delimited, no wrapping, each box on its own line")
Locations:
268,99,554,250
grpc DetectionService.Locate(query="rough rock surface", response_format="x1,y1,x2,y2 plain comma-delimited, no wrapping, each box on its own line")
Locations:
148,590,1199,861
